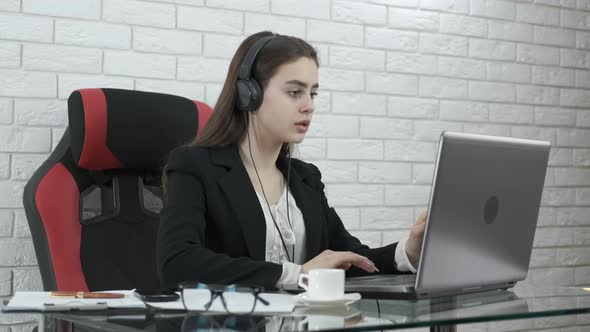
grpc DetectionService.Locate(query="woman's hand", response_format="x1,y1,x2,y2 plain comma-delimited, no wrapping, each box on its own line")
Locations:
301,250,379,274
405,210,427,267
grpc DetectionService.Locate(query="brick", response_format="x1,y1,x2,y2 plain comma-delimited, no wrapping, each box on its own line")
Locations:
517,44,560,65
420,0,468,13
385,140,437,162
471,0,515,20
104,51,175,79
489,21,533,43
55,20,130,50
556,248,590,265
23,0,100,19
516,85,560,105
349,231,382,248
537,207,557,227
366,28,418,51
103,0,175,28
530,267,575,285
534,107,576,126
299,138,326,160
178,7,243,35
319,68,364,91
412,163,434,184
204,83,222,106
271,0,330,19
307,20,363,47
327,139,383,160
386,52,436,75
58,74,133,99
244,14,305,38
13,99,66,127
440,13,487,37
330,46,385,71
561,49,590,69
469,39,515,61
313,90,331,114
0,270,10,296
489,104,534,124
438,56,485,80
487,62,531,83
334,207,360,229
420,77,467,99
359,162,411,184
574,149,590,166
561,88,590,107
133,27,201,55
385,185,430,205
134,79,205,100
13,268,42,291
313,161,357,183
177,57,229,82
579,110,590,127
52,127,66,152
562,9,590,29
419,33,468,56
388,96,438,119
414,120,463,141
532,66,575,87
533,227,574,247
554,168,590,185
333,93,386,115
470,81,515,102
573,226,590,244
23,44,101,74
0,41,20,68
366,72,417,95
0,239,36,265
542,188,576,206
577,31,590,50
360,207,414,229
307,115,358,138
359,118,413,139
530,248,556,268
0,126,51,153
440,101,488,122
388,8,438,31
328,184,384,206
548,148,573,166
0,70,56,98
203,33,243,58
556,207,590,225
0,99,12,125
332,0,386,25
0,13,53,43
576,70,590,88
207,0,268,11
575,266,590,284
534,26,576,47
512,126,557,144
516,3,560,25
0,210,12,237
13,210,30,238
0,0,19,11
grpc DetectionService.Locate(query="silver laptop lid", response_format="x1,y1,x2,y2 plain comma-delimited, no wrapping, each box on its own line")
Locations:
415,131,550,295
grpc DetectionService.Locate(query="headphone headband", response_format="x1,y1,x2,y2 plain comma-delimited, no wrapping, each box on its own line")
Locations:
238,35,276,80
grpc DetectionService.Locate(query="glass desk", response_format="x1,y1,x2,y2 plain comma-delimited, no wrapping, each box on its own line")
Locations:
2,284,589,332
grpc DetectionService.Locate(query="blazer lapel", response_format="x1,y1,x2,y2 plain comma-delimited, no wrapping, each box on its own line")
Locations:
213,146,267,261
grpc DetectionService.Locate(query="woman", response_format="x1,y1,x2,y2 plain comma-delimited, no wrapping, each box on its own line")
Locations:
158,31,426,290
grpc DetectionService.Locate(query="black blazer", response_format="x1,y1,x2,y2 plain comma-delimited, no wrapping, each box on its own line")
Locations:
158,145,404,290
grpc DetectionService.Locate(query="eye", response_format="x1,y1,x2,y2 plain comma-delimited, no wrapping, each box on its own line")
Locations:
288,90,301,97
311,92,318,99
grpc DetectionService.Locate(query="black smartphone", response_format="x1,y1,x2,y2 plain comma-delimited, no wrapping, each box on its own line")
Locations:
134,289,180,302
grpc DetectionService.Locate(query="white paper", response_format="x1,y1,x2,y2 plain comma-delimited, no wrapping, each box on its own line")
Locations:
3,291,145,312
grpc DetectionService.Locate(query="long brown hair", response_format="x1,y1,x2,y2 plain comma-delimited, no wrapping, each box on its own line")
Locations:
163,31,319,196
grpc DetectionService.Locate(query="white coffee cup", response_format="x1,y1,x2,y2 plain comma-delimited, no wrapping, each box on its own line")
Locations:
297,268,344,300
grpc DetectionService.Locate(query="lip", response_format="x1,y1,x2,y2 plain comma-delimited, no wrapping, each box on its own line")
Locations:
295,120,311,126
294,120,310,133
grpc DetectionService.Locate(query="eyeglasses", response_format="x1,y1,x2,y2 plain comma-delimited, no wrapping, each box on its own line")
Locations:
179,283,270,315
181,313,271,332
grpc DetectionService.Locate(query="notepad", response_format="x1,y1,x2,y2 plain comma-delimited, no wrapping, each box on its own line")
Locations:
3,291,145,312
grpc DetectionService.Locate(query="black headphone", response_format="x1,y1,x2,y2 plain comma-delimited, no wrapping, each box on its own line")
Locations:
235,35,276,112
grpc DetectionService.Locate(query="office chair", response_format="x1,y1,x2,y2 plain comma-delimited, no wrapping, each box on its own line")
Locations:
22,88,212,291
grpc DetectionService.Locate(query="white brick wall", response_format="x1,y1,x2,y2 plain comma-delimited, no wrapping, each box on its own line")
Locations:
0,2,589,330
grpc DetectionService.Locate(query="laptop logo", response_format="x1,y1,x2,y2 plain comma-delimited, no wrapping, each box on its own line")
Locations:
484,196,499,224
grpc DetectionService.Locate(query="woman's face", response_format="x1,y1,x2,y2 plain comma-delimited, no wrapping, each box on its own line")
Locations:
252,57,319,145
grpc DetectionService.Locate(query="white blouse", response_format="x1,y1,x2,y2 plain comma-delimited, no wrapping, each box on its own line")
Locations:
256,186,416,288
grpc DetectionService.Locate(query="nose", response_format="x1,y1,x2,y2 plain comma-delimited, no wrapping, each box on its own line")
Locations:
300,94,315,114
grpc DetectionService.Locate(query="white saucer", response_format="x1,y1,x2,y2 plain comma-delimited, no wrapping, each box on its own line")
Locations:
296,292,361,306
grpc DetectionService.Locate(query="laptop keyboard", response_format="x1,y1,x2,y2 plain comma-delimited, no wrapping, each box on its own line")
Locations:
346,274,416,286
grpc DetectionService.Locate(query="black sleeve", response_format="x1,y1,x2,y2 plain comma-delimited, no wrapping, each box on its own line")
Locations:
157,148,283,289
309,164,407,276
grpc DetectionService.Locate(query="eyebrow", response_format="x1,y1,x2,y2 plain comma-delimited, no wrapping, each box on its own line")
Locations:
285,80,319,89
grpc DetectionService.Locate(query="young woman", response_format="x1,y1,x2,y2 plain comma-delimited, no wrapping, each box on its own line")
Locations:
158,31,426,290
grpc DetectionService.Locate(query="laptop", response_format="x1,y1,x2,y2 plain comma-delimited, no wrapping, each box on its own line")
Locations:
345,131,550,300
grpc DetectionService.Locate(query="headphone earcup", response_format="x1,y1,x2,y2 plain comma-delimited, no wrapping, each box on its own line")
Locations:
236,79,263,112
